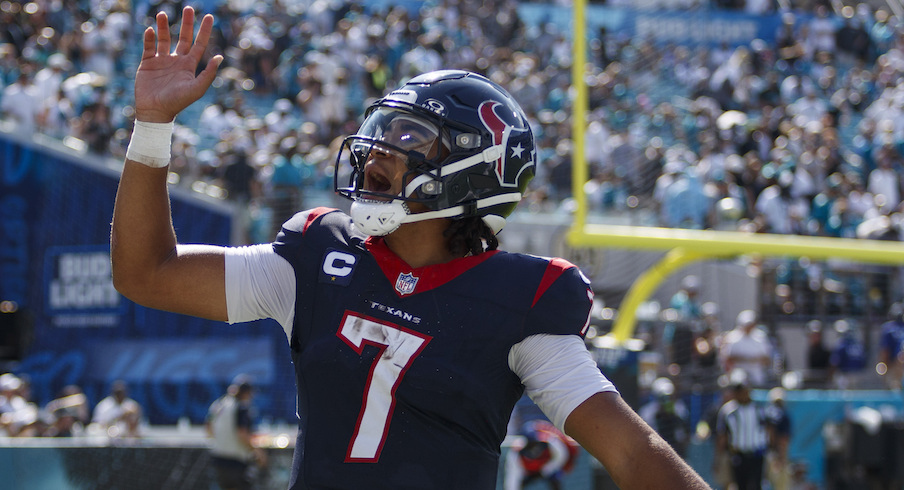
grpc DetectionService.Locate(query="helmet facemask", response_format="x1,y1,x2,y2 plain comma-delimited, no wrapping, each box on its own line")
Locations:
337,105,474,236
339,107,450,205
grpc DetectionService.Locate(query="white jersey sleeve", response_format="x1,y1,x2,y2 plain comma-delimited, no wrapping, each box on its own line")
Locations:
509,334,617,431
224,244,296,342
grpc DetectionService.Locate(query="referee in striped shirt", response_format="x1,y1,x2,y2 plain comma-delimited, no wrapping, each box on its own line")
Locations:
715,371,769,490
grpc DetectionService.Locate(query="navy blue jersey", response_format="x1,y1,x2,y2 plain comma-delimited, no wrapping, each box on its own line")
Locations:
273,208,593,489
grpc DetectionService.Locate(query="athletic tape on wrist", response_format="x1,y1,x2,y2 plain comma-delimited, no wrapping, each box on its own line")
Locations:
126,120,174,168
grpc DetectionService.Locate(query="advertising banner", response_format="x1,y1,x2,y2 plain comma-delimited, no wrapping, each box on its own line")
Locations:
1,135,295,424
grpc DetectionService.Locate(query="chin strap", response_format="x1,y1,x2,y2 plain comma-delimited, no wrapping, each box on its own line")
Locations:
351,192,522,237
350,143,517,236
400,193,522,224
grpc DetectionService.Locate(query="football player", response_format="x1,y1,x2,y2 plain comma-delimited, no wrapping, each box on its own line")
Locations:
503,419,579,490
111,7,709,489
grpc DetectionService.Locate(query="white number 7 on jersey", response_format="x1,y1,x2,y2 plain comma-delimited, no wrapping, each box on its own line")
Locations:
337,312,432,462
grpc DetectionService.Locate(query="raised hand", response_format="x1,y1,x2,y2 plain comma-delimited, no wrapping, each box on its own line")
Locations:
133,7,223,123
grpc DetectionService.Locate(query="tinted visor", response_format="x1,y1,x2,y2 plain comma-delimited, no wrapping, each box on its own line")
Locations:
349,108,441,163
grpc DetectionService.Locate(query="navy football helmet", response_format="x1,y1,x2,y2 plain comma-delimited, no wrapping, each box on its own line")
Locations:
335,70,536,236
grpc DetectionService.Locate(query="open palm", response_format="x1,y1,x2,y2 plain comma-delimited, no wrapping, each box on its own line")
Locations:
134,7,222,123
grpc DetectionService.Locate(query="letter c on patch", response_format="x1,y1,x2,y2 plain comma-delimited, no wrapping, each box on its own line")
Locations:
323,251,356,277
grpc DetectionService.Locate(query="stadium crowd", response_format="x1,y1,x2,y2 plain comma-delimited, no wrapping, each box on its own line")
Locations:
0,372,146,439
1,0,903,245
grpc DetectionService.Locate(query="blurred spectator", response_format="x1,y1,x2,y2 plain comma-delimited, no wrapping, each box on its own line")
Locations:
693,322,721,380
775,21,806,71
808,6,839,60
867,144,901,214
754,170,808,234
765,387,792,490
263,98,298,138
706,170,748,230
835,10,873,64
33,53,71,102
0,372,19,416
720,310,774,387
80,16,116,79
638,377,690,457
37,86,77,139
219,149,260,244
44,406,84,437
665,275,704,368
787,83,829,127
262,152,304,239
661,167,710,229
199,97,244,142
808,175,843,235
74,99,115,154
207,375,267,490
0,43,18,86
91,380,143,438
44,384,90,426
0,373,41,436
42,384,90,437
869,9,895,58
823,194,863,238
670,275,704,323
220,150,259,203
878,302,904,389
829,319,867,389
0,71,40,134
804,319,832,385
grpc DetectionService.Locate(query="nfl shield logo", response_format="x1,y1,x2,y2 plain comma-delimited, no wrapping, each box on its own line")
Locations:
395,272,419,295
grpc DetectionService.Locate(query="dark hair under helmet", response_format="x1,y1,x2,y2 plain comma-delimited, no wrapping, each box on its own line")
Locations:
335,70,536,236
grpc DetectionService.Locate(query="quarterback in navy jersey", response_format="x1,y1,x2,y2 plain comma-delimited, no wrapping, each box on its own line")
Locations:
111,7,709,490
228,208,601,488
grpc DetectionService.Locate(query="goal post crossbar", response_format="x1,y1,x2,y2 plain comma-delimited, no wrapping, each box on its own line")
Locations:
569,224,904,266
568,225,904,342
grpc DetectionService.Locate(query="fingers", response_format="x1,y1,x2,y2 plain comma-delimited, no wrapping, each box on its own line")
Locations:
188,13,215,60
174,6,195,56
194,55,224,93
141,26,156,60
154,11,170,57
141,6,219,94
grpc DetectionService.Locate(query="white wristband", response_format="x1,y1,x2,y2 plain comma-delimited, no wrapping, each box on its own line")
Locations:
126,120,174,168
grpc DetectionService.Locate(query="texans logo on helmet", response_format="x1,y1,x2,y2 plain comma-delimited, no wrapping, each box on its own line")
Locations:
478,101,529,187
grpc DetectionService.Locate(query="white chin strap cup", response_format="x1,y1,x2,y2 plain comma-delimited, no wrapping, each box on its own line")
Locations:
350,196,516,237
350,199,409,236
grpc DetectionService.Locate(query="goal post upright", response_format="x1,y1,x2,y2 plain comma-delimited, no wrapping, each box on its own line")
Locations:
570,0,589,231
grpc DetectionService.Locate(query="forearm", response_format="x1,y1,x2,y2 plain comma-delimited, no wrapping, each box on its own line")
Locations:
565,392,710,490
111,159,177,298
599,428,706,489
612,436,705,489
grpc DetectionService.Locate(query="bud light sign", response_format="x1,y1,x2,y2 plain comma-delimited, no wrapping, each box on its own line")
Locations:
44,245,124,327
